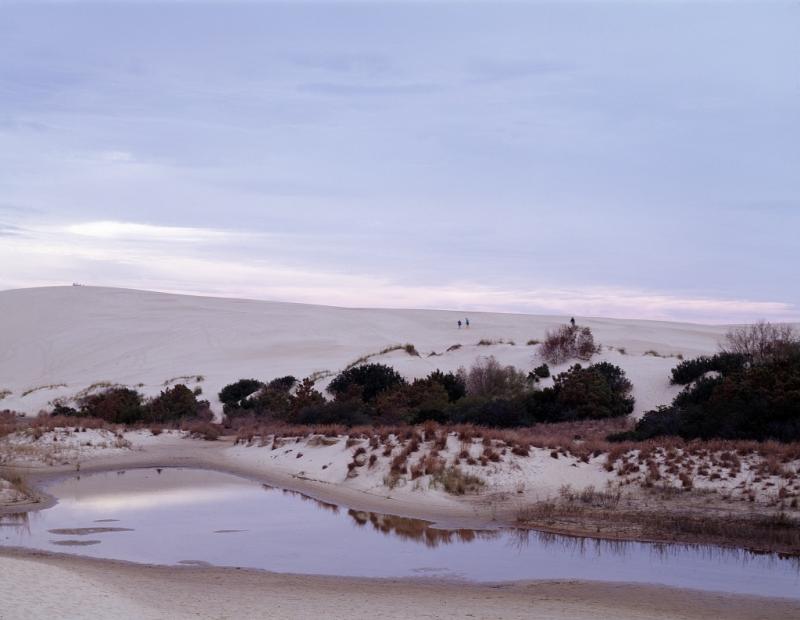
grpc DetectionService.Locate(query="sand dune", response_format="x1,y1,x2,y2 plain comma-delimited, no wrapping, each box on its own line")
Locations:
0,286,738,418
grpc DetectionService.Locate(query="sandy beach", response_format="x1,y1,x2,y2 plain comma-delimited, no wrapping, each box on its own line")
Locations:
2,547,799,620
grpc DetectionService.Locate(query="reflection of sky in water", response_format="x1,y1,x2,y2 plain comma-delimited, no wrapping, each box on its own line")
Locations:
61,486,248,512
1,468,799,599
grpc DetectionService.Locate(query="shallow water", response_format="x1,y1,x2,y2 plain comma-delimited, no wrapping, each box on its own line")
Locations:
1,468,798,598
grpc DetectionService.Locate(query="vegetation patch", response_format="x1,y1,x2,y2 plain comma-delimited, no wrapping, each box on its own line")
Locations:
540,323,599,365
432,467,485,495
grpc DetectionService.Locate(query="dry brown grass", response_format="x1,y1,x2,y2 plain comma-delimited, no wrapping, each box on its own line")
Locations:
432,466,485,495
180,420,222,441
517,485,800,555
0,467,31,497
218,418,799,508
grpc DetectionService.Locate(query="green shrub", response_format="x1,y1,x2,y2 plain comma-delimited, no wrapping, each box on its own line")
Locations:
327,363,407,403
419,370,466,403
669,352,747,385
295,400,372,426
218,379,264,407
267,376,297,393
622,347,800,442
533,364,550,379
147,384,206,423
550,362,634,420
77,387,144,424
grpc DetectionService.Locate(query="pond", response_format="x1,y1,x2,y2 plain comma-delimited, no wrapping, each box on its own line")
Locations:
1,468,798,598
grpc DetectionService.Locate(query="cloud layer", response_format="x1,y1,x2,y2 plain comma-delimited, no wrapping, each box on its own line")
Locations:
1,2,798,322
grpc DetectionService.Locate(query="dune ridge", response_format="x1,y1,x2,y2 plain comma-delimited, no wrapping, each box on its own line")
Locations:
0,286,753,418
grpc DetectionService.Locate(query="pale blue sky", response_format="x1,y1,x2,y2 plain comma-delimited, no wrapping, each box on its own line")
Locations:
1,1,798,322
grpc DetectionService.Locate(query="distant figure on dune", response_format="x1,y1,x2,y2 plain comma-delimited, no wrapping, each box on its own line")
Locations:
570,317,576,327
465,318,470,328
458,320,462,329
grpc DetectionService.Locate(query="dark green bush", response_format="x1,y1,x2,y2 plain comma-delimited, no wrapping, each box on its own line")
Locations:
448,396,530,427
533,364,550,379
549,362,634,420
147,384,206,423
420,370,466,403
623,348,800,442
78,387,144,424
267,376,297,393
327,363,407,403
669,352,747,385
295,400,372,426
218,379,264,407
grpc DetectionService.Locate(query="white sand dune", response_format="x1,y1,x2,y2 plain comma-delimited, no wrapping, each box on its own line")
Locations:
0,286,740,418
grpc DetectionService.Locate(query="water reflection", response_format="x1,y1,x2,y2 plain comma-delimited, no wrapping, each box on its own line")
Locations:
508,525,800,571
347,509,500,548
0,512,30,535
0,468,798,599
275,486,340,514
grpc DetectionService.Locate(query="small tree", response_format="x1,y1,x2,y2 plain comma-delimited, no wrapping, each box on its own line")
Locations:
291,377,326,413
147,384,201,422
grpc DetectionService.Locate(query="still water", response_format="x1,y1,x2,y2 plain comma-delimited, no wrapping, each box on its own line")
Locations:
1,468,798,598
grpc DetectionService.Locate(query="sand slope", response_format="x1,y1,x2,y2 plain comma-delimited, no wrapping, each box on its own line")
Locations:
0,286,735,417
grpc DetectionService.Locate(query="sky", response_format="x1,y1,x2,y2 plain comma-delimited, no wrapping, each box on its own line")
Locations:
0,1,798,322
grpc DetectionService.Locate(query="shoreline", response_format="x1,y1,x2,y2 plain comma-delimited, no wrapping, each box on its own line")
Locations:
2,546,799,620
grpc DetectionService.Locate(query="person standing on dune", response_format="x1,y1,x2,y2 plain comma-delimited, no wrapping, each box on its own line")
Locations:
465,318,470,328
458,320,462,329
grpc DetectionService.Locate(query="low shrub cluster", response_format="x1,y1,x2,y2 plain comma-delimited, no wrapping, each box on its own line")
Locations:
540,323,599,365
52,384,211,425
220,358,634,428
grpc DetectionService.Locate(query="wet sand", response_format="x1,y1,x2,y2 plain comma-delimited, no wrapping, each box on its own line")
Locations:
2,547,799,620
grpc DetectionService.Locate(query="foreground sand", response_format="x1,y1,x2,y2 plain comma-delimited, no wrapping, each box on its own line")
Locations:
2,548,799,620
